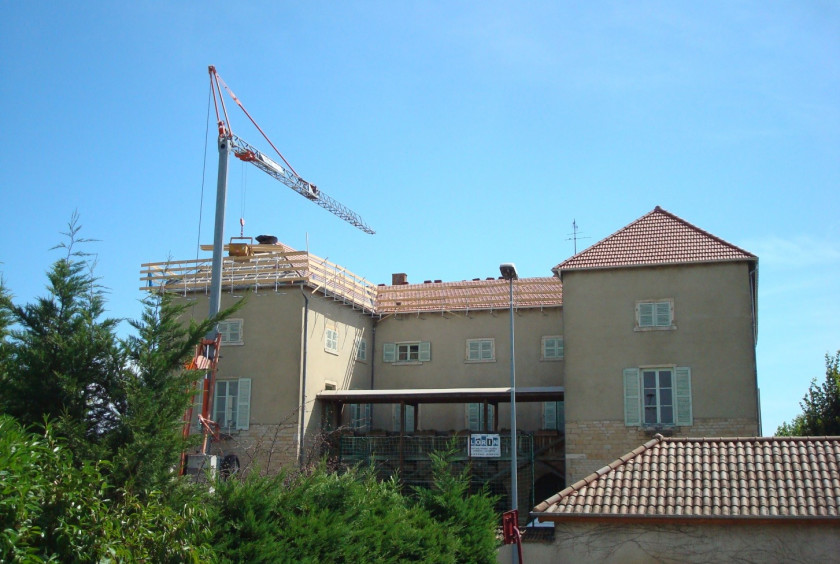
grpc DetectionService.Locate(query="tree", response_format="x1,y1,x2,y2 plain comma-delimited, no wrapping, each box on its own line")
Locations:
777,351,840,436
413,447,500,564
113,292,232,496
0,214,240,493
0,214,128,462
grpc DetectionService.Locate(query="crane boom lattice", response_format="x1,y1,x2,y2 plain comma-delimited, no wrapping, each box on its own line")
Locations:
231,135,375,234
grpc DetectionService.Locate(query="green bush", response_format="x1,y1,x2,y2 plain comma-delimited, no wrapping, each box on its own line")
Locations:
0,416,214,563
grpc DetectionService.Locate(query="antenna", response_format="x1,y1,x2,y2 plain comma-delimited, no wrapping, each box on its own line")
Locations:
566,219,590,254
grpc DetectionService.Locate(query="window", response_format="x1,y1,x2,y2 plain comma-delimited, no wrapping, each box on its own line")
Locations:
218,319,244,345
393,404,416,432
542,336,564,360
636,300,674,330
543,401,565,431
213,378,251,431
349,403,371,432
383,342,431,363
356,339,367,361
643,368,673,424
624,367,691,427
325,327,338,354
467,403,495,431
466,338,495,362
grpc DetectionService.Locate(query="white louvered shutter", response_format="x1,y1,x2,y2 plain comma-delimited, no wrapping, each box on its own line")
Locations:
623,368,641,426
236,378,251,430
675,367,692,426
383,343,396,362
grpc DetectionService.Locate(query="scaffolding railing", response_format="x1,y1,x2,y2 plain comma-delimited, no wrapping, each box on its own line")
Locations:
140,248,377,312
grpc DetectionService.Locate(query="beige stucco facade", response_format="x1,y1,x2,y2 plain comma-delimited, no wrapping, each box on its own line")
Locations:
561,260,759,483
370,307,564,432
164,208,762,494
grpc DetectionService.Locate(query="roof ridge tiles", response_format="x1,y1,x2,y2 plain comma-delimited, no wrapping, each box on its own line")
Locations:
554,206,757,273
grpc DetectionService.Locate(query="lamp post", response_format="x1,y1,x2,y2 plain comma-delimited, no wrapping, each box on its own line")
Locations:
499,262,519,564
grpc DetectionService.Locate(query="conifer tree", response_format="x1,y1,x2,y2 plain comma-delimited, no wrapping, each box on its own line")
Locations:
0,214,127,462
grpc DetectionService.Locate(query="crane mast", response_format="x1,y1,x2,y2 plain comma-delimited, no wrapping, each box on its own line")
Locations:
190,65,375,460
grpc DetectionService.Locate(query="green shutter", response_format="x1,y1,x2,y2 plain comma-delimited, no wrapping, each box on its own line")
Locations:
394,404,416,432
419,341,431,362
543,401,557,430
638,303,654,327
481,340,493,360
675,367,692,426
236,378,251,430
624,368,641,426
383,343,396,363
192,386,203,432
467,403,480,431
655,302,672,327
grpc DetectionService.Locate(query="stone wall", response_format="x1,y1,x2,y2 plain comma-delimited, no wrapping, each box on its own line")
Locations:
565,418,759,484
206,422,301,476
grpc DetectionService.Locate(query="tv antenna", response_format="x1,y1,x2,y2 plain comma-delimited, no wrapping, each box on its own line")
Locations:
566,219,590,254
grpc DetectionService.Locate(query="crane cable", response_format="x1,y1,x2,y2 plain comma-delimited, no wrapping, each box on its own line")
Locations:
195,87,213,265
209,66,300,178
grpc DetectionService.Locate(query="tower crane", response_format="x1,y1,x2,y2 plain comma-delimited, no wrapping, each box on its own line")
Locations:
185,66,375,467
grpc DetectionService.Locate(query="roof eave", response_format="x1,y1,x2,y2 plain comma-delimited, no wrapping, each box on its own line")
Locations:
529,512,840,524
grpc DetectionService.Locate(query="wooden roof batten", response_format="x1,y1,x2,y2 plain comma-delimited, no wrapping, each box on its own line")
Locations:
141,245,378,314
141,245,564,316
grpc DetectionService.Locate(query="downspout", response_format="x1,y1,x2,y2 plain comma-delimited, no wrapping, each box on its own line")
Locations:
749,261,761,435
370,322,376,426
371,322,376,390
299,285,310,468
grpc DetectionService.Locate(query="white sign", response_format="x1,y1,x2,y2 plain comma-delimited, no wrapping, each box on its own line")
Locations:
470,434,501,458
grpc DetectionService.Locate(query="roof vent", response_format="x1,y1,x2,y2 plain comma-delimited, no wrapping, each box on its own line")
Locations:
392,273,408,285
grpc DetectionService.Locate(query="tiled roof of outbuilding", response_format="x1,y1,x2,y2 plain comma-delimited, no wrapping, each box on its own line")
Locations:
554,206,756,273
533,435,840,521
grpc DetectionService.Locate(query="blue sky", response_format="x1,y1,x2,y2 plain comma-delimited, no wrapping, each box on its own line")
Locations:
1,1,837,434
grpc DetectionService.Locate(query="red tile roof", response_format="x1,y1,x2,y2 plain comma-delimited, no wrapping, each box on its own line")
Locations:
375,277,562,314
555,206,757,273
533,435,840,521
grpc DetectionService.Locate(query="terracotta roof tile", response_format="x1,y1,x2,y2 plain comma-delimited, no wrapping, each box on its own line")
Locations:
555,206,757,272
374,277,562,314
533,436,840,521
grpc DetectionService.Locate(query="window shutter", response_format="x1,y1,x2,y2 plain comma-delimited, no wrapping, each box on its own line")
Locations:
350,403,360,426
213,381,226,424
236,378,251,430
675,367,692,426
467,340,479,360
383,343,396,363
623,368,641,426
192,385,203,432
364,403,371,430
655,302,672,327
638,303,654,327
543,401,557,430
467,404,480,431
481,340,493,360
419,341,431,362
